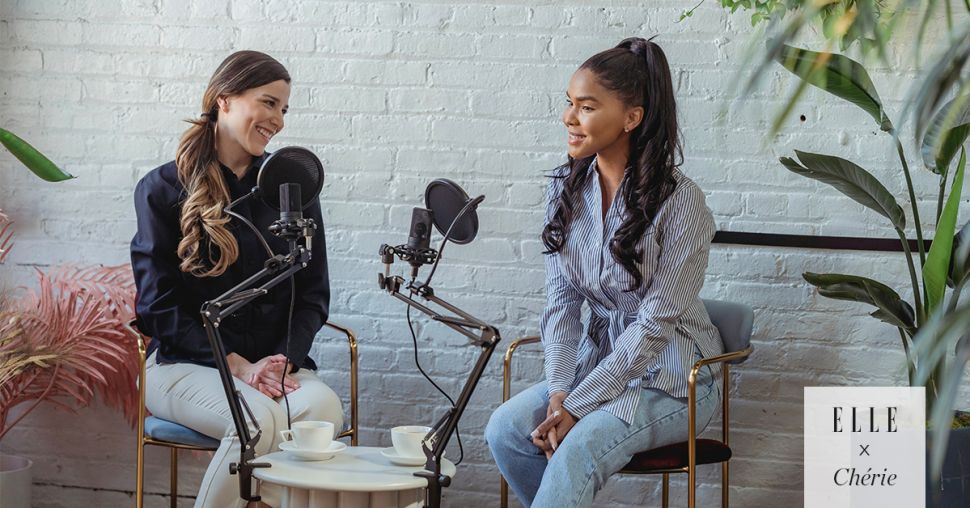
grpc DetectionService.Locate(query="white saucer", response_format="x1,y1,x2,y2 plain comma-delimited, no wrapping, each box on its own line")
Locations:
278,440,346,461
381,447,436,466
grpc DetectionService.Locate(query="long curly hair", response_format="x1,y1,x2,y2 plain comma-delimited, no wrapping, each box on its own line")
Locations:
176,50,290,277
541,37,682,291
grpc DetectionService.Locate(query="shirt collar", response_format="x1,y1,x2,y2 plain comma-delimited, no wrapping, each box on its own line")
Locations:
218,152,269,185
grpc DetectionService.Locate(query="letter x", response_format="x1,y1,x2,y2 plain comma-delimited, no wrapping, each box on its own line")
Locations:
859,445,871,456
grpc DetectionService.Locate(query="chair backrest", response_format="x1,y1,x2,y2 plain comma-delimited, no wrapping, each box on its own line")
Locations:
702,299,754,363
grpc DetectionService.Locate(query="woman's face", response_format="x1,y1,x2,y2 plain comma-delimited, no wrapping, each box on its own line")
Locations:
562,68,642,160
216,79,290,158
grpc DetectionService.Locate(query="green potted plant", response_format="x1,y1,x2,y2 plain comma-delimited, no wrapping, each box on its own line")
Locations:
0,130,138,508
772,43,969,505
685,1,969,504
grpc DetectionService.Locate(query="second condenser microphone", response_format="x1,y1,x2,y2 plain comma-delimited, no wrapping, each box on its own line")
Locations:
279,183,303,223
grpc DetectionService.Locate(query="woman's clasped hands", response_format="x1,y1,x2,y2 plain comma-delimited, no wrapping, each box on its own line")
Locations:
227,353,300,398
531,391,578,459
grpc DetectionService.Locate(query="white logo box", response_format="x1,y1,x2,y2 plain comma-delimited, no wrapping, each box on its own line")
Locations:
804,387,925,508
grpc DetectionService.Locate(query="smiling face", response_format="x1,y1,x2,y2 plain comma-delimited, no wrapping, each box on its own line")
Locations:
562,68,643,161
216,79,290,158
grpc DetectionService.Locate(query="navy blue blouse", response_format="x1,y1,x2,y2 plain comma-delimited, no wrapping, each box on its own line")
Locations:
130,156,329,370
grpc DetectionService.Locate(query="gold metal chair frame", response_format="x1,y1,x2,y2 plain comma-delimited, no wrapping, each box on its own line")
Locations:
500,335,752,508
133,321,359,508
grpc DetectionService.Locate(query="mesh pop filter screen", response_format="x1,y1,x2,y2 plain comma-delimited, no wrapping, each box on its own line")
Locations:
424,178,478,245
256,147,324,211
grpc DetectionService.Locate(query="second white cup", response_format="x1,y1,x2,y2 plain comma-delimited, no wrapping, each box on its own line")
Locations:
391,425,431,459
280,421,334,451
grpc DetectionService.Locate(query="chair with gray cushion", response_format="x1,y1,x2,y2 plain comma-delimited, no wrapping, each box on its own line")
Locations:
133,322,360,508
500,299,754,508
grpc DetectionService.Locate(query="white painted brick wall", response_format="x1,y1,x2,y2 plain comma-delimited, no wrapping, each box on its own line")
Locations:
0,1,963,507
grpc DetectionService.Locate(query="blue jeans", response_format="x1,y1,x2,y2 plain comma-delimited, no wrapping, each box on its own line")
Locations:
485,366,719,508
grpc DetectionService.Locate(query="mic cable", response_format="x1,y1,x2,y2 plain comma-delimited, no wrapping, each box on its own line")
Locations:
226,193,297,431
406,285,464,466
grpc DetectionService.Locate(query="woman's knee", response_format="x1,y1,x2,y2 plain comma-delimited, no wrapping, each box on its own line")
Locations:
247,402,282,448
293,380,344,428
547,436,612,493
484,403,512,447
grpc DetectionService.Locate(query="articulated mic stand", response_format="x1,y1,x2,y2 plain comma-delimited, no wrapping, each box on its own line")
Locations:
378,244,501,508
201,204,317,502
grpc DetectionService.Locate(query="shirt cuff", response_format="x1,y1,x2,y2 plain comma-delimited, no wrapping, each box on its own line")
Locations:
561,395,595,420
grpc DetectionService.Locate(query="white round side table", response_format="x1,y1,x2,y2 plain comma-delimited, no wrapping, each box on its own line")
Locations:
253,446,457,508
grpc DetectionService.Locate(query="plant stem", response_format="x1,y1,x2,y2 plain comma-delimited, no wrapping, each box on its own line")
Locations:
899,327,916,386
0,365,58,442
898,227,925,325
895,136,926,266
937,171,948,224
947,280,965,312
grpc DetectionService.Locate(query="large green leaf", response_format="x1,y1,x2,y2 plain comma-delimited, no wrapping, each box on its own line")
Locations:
803,272,916,336
775,44,893,131
780,150,906,230
924,148,966,315
0,128,73,182
921,94,970,175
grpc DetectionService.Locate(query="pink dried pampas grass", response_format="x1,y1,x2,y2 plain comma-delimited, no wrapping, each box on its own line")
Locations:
0,264,140,441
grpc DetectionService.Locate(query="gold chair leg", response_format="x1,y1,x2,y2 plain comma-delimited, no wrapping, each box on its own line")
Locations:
500,477,508,508
723,461,729,508
662,473,669,508
134,325,148,508
135,441,145,508
170,447,178,508
689,467,696,508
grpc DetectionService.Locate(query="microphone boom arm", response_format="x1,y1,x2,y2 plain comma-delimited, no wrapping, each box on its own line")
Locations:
377,269,500,508
201,240,313,502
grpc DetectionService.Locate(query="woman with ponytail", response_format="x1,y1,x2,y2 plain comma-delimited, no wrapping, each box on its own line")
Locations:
131,51,343,507
486,37,723,507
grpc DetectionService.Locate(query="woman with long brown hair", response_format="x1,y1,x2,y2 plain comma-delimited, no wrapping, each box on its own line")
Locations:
485,37,723,507
131,50,343,507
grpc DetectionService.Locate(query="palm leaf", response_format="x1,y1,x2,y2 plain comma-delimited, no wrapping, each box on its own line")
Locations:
775,44,893,131
0,264,140,440
948,220,970,287
803,272,916,336
921,94,970,175
913,304,970,480
909,23,970,144
780,150,906,230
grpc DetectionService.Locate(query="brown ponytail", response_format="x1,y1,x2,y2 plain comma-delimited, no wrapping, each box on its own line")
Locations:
175,51,290,277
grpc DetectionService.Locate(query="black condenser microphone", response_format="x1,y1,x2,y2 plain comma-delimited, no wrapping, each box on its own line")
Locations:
408,207,433,251
279,183,302,223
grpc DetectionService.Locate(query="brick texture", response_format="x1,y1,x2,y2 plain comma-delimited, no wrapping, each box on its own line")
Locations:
0,2,960,507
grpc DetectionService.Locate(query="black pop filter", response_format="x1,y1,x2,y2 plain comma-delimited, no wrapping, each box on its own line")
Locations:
424,179,479,245
256,146,324,211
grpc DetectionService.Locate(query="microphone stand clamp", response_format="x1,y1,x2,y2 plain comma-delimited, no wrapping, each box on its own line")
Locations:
269,217,316,242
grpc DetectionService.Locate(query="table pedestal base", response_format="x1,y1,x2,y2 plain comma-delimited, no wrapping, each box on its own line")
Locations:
279,485,424,508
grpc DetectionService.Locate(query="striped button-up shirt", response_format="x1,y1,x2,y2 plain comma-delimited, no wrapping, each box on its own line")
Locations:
542,160,723,424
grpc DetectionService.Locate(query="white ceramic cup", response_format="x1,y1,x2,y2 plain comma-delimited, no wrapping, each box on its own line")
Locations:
391,425,431,459
280,421,334,451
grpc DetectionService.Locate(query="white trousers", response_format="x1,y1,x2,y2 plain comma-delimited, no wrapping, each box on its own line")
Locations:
145,352,344,508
